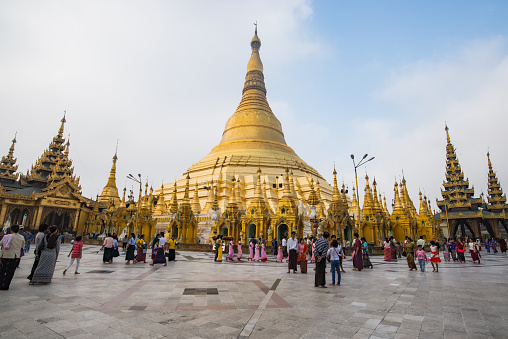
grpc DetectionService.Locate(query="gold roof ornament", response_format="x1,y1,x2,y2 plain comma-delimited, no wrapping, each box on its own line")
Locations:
393,182,403,211
191,181,201,214
98,149,120,206
0,133,20,183
307,178,319,207
154,183,167,215
169,182,178,214
486,152,507,210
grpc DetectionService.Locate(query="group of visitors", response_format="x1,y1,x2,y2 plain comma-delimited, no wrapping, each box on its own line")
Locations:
100,232,177,267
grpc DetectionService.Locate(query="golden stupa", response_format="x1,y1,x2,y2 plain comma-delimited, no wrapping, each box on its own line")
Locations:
155,29,333,241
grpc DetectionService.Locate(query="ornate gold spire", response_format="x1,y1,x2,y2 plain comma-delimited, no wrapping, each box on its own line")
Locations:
372,178,382,213
98,149,120,206
486,152,507,211
307,178,319,207
183,173,191,204
0,133,19,183
332,168,340,202
191,181,201,214
289,170,297,198
419,191,426,215
437,124,482,212
393,181,403,211
362,174,375,210
169,182,178,214
119,187,126,208
283,168,292,197
255,168,263,199
383,196,390,216
349,186,359,220
154,183,167,215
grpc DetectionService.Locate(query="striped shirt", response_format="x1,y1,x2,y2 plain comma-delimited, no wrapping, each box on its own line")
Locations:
314,237,329,259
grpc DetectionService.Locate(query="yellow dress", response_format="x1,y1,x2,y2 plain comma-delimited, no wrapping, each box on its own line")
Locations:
217,239,223,262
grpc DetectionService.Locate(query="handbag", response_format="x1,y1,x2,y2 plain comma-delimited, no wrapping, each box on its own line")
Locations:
37,238,45,251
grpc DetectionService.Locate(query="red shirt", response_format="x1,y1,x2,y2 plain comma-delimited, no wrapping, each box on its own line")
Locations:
71,241,83,258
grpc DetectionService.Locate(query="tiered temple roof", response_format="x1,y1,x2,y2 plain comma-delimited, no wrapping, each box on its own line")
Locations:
0,134,19,186
486,152,507,212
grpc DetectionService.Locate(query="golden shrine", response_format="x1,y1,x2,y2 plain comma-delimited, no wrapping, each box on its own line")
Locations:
0,115,92,233
436,125,508,239
149,29,437,245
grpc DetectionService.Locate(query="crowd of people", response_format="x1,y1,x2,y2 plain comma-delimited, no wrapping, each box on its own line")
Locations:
1,222,507,291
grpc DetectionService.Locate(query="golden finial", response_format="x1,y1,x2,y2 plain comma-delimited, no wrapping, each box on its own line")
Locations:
445,122,451,143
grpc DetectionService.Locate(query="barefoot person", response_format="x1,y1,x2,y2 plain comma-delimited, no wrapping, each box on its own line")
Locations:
287,231,298,273
314,232,330,288
429,240,441,272
63,236,83,275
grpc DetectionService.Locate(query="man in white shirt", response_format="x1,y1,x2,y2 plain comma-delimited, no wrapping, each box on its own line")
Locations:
287,231,298,274
417,236,425,248
282,237,287,248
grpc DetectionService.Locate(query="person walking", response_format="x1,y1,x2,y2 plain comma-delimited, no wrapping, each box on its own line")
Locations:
253,241,260,262
30,226,60,285
429,240,441,272
276,244,283,262
227,238,235,261
272,238,278,256
383,237,391,261
27,223,48,282
260,241,268,262
122,236,128,252
125,233,136,264
405,238,417,271
442,238,450,261
150,232,167,266
237,240,243,261
362,237,373,269
135,235,147,263
63,236,83,275
314,232,329,288
469,239,480,264
327,239,341,286
287,231,298,273
352,233,363,271
248,240,254,261
457,238,466,262
101,234,114,264
215,236,223,262
415,245,426,272
0,225,25,290
167,235,177,262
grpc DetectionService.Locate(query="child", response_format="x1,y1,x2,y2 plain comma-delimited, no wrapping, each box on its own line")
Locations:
63,236,83,275
429,240,441,272
415,244,426,272
276,245,283,262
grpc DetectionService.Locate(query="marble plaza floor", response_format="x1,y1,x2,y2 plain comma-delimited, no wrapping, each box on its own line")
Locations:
1,245,508,339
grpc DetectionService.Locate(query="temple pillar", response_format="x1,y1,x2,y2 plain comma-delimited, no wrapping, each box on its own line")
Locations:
0,203,7,226
34,206,44,227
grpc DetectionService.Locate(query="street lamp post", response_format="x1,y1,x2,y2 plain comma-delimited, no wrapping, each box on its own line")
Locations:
350,154,375,238
127,173,142,235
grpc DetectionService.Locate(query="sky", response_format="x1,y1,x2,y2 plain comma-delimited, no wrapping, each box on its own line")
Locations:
1,0,507,212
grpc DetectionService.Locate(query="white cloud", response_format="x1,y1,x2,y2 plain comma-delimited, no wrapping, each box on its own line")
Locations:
363,37,508,209
0,0,325,197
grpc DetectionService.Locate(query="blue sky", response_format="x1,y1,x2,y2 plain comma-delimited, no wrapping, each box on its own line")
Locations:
1,0,507,210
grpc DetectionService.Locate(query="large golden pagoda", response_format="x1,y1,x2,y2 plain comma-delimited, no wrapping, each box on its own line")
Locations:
155,29,334,243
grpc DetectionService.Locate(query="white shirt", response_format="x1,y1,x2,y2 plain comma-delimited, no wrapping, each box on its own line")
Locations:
327,246,342,261
158,238,166,249
287,238,298,251
282,238,287,247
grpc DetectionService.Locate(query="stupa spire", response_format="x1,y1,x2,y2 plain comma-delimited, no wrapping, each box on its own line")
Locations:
154,183,167,215
98,149,120,206
255,168,263,199
0,133,19,183
486,152,507,211
393,181,403,211
169,182,178,214
307,178,319,207
332,167,340,203
191,181,201,214
437,124,482,213
217,28,287,148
